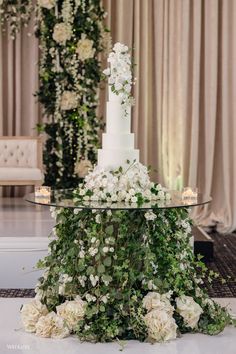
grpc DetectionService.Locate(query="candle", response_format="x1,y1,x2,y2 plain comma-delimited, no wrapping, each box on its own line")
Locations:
35,186,51,198
182,187,198,200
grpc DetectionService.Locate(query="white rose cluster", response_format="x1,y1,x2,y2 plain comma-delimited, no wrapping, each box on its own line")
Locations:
60,90,78,111
20,299,48,333
21,295,87,339
103,42,135,114
74,161,171,205
143,292,177,342
176,295,203,329
53,23,72,45
56,296,86,331
76,34,95,61
35,312,70,339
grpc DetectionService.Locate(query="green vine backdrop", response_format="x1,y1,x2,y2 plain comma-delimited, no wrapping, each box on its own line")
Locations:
0,0,110,188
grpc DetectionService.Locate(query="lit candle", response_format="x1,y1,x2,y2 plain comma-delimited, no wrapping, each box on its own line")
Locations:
182,187,198,200
35,186,51,198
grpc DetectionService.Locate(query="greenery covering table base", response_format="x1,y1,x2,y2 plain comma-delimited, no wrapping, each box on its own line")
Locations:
22,205,232,343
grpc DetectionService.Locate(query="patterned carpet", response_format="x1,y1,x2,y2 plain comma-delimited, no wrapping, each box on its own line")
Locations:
203,232,236,297
0,232,235,298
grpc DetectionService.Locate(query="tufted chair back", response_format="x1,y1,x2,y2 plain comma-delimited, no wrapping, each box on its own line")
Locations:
0,137,42,168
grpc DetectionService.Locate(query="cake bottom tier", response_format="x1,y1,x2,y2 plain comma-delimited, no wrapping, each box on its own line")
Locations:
97,148,140,169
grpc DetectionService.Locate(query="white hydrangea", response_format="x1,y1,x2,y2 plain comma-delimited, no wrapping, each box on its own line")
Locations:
21,299,48,333
56,296,86,331
144,309,177,342
60,90,78,110
53,22,72,45
143,292,174,316
35,312,69,338
76,34,95,61
176,295,203,329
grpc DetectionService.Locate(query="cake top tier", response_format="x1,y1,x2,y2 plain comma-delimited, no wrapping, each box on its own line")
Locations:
103,42,135,110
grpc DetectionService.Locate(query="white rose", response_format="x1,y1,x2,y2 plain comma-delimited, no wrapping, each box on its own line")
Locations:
143,292,174,316
144,211,157,221
144,309,177,342
38,0,55,9
103,68,110,76
60,91,78,111
21,299,48,333
176,295,203,329
113,42,128,53
56,296,86,331
76,36,95,61
35,312,69,338
75,159,92,178
53,23,72,44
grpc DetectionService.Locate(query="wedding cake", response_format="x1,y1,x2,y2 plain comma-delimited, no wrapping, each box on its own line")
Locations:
97,43,139,169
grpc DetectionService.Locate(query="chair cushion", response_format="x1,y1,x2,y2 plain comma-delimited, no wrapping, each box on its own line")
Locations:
0,140,38,168
0,167,42,181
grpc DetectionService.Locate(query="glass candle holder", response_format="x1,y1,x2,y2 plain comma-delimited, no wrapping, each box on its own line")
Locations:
182,187,198,200
35,186,51,198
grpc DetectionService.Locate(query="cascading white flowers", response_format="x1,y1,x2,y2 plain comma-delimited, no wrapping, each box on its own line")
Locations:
74,161,171,204
103,42,135,115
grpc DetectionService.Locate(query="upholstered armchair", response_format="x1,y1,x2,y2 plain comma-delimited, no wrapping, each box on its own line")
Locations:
0,137,43,187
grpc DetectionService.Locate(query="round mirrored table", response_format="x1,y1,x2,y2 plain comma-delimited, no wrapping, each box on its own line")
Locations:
25,189,211,210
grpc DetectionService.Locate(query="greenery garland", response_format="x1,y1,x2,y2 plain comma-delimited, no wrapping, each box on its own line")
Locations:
0,0,110,188
19,206,233,342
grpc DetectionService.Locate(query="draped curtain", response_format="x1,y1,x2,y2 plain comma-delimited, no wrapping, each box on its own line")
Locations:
0,0,236,232
103,0,236,233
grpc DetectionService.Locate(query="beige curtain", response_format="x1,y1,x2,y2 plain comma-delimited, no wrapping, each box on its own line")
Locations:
0,20,40,196
103,0,236,233
0,22,40,136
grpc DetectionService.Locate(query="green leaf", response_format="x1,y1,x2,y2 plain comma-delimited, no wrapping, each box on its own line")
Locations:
97,264,105,273
105,225,114,235
104,257,112,267
99,305,105,312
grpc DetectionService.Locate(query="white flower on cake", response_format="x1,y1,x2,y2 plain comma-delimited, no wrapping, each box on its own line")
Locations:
38,0,55,9
60,91,78,110
35,312,70,338
144,309,177,342
176,295,203,329
76,34,95,61
143,292,174,316
103,42,135,115
20,299,48,333
53,23,72,45
56,296,86,331
74,161,171,206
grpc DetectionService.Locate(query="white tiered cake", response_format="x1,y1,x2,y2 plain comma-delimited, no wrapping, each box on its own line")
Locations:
97,45,139,170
